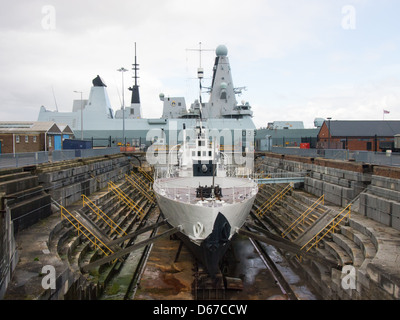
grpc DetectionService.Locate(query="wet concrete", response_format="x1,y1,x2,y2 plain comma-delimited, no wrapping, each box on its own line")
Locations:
224,234,284,300
134,226,319,300
134,225,194,300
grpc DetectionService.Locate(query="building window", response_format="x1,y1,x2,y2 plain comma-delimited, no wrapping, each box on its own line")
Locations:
33,136,37,143
16,135,20,143
25,136,29,143
49,137,52,147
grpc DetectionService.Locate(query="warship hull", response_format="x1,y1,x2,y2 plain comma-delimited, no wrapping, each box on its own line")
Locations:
153,176,258,275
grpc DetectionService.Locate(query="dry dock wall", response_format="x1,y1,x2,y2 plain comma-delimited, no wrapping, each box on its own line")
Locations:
359,166,400,231
258,153,400,300
36,154,132,207
0,154,134,299
258,153,400,232
258,153,371,206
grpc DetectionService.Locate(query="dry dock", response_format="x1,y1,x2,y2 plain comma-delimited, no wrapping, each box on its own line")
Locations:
1,152,400,300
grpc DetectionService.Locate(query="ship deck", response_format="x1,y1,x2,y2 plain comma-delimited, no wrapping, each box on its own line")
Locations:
153,176,258,205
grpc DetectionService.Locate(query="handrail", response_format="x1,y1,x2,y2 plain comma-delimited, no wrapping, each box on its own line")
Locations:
60,206,114,257
130,170,153,193
257,184,293,218
138,167,154,183
256,186,284,215
125,171,154,203
108,181,144,219
282,195,325,238
301,203,352,252
125,174,155,204
81,194,127,237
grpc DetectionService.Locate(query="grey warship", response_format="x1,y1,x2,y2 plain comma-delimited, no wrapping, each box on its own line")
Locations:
37,44,256,149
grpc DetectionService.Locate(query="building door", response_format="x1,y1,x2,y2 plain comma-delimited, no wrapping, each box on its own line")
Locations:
0,141,2,153
54,135,62,150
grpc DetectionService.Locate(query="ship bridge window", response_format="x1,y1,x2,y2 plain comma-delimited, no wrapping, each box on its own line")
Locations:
220,90,227,100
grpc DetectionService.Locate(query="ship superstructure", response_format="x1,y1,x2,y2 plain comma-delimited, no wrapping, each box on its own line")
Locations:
37,44,256,149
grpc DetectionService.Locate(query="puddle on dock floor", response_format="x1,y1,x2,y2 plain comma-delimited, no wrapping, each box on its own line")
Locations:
224,234,284,300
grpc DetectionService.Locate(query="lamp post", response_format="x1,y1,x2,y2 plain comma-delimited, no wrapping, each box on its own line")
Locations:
327,117,332,149
73,91,83,140
117,67,128,146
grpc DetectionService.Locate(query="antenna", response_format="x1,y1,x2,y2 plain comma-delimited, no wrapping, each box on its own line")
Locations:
51,86,59,112
129,42,140,104
133,42,139,86
186,42,213,119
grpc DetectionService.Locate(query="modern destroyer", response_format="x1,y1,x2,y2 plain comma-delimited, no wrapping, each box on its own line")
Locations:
37,44,256,150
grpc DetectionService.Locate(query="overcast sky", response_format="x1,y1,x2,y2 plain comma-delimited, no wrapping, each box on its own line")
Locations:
0,0,399,128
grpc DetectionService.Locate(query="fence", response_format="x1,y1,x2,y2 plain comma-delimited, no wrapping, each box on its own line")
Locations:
271,147,400,167
0,151,49,169
0,147,121,169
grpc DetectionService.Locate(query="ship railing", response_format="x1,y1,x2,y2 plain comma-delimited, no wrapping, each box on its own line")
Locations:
281,194,325,239
81,194,127,238
60,206,114,257
156,183,258,204
107,181,145,219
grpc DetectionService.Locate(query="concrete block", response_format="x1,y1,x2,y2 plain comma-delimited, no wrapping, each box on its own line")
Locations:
359,193,368,216
366,264,380,283
395,283,400,299
323,182,342,206
392,202,400,231
338,178,351,188
376,197,392,227
342,187,355,207
380,274,394,296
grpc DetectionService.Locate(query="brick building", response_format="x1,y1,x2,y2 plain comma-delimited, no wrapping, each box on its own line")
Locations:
0,122,74,154
317,120,400,151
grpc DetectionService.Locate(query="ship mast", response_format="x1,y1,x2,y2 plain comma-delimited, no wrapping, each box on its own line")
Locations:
187,42,213,121
129,42,140,105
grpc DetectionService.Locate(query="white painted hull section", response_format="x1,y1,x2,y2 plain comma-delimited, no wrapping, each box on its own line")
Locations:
153,177,258,246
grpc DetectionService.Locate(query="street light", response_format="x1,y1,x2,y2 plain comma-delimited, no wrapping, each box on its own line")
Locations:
117,67,128,146
73,91,83,140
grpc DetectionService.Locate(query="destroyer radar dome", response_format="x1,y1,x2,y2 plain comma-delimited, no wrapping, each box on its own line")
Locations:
216,45,228,57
